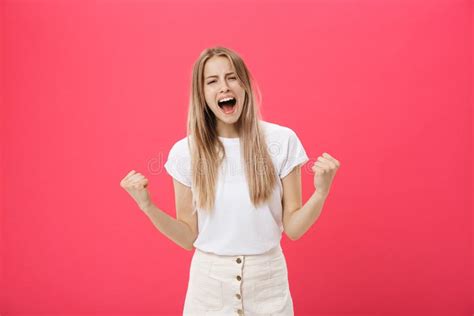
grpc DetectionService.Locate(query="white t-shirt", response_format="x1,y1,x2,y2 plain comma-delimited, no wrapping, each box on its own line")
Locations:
164,120,309,255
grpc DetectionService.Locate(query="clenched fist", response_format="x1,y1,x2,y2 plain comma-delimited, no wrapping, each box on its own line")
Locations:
120,170,153,211
311,152,340,198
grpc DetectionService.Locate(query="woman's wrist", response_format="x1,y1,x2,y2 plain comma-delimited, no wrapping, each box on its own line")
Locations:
313,190,328,201
139,200,155,213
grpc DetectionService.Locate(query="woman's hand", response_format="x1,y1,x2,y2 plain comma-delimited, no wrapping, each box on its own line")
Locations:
120,170,153,211
311,152,341,198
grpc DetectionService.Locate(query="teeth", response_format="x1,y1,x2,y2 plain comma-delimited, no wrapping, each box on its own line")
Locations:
219,97,234,102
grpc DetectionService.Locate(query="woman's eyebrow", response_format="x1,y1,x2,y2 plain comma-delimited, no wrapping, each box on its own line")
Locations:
205,72,235,79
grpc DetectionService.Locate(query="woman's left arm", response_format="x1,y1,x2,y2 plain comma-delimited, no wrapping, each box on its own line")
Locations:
282,152,340,240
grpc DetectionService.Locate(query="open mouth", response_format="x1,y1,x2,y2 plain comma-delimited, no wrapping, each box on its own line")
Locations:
217,97,237,114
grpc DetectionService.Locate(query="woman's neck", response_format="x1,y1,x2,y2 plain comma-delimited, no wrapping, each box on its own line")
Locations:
216,121,239,138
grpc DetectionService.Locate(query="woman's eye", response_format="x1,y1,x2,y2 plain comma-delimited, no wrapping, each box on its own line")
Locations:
207,77,236,85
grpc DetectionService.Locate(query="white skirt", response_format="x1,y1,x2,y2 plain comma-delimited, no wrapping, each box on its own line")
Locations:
182,244,294,316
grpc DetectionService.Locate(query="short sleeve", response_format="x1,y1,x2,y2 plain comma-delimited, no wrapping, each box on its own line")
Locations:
164,140,192,187
279,129,309,179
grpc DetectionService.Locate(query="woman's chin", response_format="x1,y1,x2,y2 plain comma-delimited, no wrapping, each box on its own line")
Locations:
219,115,239,125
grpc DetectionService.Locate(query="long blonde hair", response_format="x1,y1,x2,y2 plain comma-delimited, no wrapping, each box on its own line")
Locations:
187,46,277,212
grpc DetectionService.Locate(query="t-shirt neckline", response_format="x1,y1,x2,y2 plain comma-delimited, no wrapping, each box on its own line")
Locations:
218,136,240,144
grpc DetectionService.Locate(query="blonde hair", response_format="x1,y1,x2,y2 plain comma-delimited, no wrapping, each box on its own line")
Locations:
186,46,277,212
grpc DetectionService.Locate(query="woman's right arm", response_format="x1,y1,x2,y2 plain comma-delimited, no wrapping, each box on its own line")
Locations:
120,170,198,251
141,178,198,251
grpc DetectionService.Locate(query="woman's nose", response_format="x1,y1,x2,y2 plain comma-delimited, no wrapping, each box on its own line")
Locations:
219,82,230,92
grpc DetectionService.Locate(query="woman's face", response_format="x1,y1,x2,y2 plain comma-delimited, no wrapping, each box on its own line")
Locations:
203,56,246,126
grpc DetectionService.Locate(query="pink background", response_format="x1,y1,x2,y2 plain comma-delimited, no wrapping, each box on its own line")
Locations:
1,0,472,315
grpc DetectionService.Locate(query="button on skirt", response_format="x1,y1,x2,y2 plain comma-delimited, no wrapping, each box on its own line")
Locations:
182,244,294,316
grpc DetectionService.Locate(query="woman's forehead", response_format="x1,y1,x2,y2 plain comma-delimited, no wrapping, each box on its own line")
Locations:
204,56,235,75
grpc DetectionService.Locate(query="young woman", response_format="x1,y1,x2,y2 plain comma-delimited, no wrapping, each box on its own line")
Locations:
120,46,340,315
